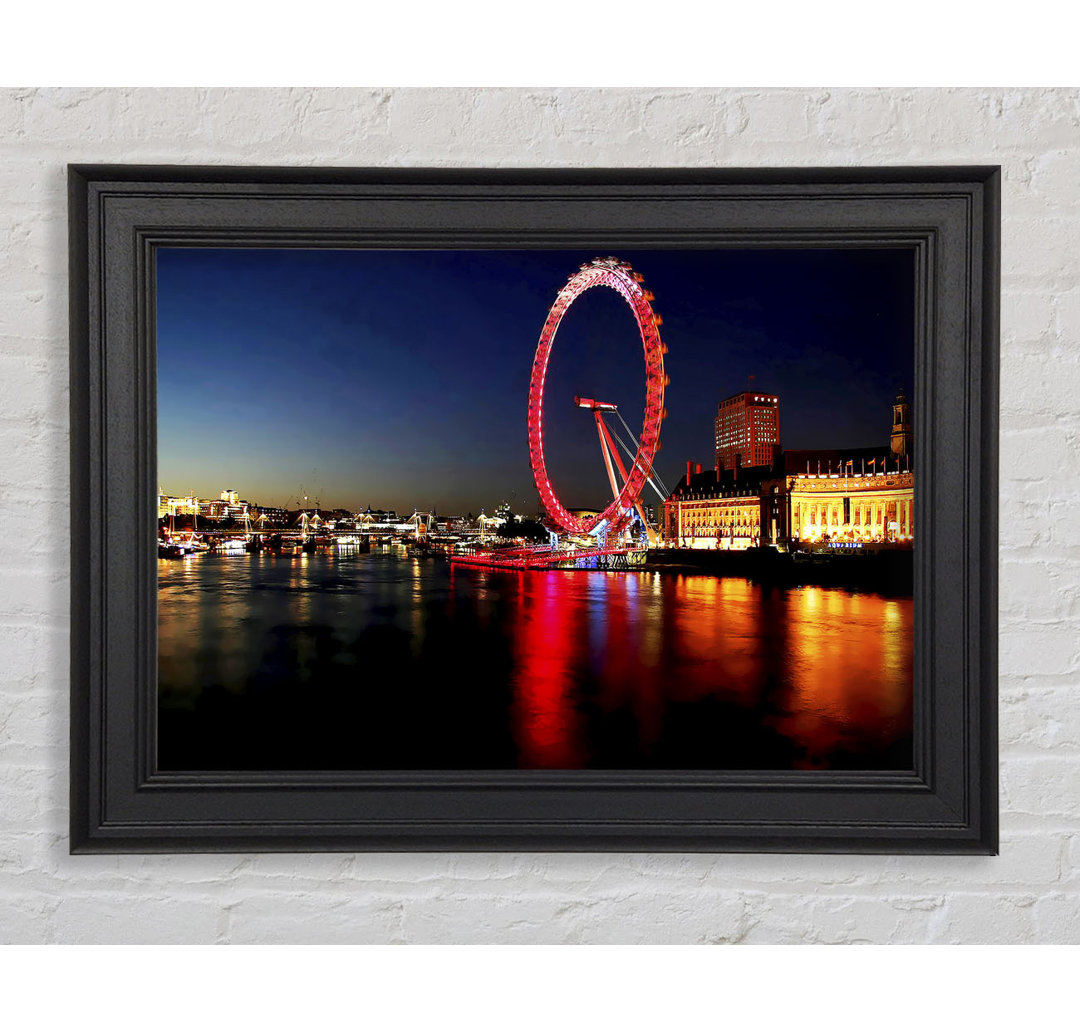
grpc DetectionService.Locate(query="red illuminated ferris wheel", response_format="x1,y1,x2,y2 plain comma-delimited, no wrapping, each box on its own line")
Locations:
527,257,668,539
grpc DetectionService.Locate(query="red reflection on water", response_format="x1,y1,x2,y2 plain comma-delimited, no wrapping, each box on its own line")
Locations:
509,571,590,768
588,572,667,755
506,571,911,769
161,553,914,770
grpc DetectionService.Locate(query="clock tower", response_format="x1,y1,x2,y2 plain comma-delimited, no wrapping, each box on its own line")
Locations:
890,388,911,460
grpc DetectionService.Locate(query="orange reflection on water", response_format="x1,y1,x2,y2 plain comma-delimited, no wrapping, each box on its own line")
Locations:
771,591,913,767
161,553,914,770
158,554,262,700
670,576,768,706
505,569,912,769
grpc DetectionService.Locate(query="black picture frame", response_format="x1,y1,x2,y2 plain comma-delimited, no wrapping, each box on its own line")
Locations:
69,165,999,854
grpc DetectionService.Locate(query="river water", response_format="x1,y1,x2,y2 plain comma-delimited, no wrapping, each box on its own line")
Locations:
157,550,913,771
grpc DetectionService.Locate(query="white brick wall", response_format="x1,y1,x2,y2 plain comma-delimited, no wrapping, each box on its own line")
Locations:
1,87,1076,944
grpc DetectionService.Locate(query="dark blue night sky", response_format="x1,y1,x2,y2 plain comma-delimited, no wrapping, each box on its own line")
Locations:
156,247,914,516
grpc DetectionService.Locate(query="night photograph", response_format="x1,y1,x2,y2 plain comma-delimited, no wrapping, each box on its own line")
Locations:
155,246,915,771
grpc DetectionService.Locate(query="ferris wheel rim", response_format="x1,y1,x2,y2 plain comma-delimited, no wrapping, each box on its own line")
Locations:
526,258,666,537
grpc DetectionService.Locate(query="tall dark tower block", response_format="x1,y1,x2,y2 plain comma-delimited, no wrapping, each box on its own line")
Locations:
891,388,912,459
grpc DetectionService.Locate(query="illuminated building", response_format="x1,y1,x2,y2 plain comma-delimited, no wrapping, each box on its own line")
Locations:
662,462,769,550
157,488,256,522
714,391,781,472
784,464,913,543
157,491,199,518
254,505,288,526
780,389,914,544
664,390,914,549
200,496,249,522
568,508,603,523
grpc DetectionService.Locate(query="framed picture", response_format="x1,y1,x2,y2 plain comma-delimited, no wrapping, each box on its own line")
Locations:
69,165,998,852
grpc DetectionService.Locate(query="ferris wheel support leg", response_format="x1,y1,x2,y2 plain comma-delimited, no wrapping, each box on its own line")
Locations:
595,413,623,501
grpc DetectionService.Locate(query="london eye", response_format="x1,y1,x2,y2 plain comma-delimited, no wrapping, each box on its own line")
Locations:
526,257,668,543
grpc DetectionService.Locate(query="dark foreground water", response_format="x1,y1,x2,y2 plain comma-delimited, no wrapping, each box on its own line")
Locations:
157,550,913,771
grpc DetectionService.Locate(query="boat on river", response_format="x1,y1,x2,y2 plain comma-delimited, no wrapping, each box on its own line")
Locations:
158,536,208,559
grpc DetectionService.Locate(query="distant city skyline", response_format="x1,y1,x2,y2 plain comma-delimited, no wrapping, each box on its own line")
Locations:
157,247,915,515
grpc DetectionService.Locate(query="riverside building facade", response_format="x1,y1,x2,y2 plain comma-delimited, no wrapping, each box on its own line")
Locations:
663,389,914,550
662,461,768,550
